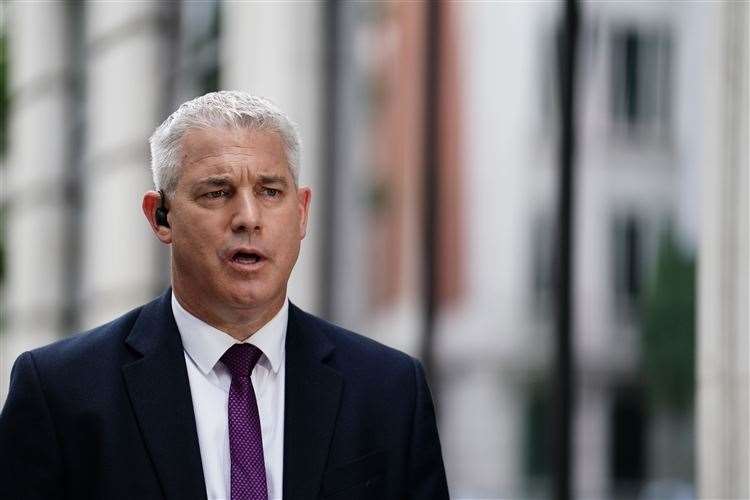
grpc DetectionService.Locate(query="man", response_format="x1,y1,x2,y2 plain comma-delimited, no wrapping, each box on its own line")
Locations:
0,91,448,499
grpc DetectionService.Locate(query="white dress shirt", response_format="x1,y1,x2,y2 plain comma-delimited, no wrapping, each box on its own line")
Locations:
172,294,287,500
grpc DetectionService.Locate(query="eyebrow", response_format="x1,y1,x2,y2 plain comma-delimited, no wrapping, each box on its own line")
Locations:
192,173,290,190
195,175,232,187
258,175,289,187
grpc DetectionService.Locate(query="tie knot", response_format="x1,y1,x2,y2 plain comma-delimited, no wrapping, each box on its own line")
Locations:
221,343,263,380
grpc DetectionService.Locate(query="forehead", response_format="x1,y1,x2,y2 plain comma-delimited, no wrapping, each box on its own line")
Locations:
179,126,289,179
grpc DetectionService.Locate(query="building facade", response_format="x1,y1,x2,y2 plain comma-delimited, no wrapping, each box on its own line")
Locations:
2,1,746,498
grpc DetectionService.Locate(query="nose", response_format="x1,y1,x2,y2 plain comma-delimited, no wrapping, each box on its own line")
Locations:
230,189,262,233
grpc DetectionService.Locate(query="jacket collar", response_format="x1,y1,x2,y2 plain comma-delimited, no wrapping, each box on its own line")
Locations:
123,289,208,500
283,303,343,499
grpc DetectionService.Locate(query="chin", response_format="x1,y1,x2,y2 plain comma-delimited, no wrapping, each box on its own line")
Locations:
225,285,278,309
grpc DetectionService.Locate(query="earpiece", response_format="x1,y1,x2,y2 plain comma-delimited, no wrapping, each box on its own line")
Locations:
155,190,170,228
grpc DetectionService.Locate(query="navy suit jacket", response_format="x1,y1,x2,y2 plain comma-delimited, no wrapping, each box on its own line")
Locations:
0,290,448,499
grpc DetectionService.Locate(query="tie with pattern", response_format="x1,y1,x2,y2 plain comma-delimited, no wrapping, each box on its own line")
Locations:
221,343,268,500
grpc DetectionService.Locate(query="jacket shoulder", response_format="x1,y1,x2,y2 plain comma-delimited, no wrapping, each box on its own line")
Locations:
291,306,419,376
25,303,145,371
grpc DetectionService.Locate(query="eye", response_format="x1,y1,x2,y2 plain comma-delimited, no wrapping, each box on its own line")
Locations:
204,189,229,199
262,187,281,198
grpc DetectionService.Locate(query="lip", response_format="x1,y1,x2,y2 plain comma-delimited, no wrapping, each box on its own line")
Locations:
224,246,269,272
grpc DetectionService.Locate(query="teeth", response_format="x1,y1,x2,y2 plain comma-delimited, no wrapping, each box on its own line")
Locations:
234,253,259,264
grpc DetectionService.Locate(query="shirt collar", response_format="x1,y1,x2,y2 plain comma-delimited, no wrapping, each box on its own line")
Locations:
171,292,288,376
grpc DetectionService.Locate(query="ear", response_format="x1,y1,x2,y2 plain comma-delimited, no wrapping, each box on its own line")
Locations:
142,190,172,244
296,187,312,239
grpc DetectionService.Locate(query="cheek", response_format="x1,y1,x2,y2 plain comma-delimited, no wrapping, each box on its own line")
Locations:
280,231,302,263
174,211,223,241
172,224,217,261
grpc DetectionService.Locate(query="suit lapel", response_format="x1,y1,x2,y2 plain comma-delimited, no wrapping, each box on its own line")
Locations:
283,304,343,499
122,290,207,500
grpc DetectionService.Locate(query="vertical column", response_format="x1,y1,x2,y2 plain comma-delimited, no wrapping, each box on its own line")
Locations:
1,2,71,401
79,2,167,328
698,1,749,498
220,2,323,313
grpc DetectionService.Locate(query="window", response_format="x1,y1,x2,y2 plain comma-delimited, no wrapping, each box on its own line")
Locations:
524,382,551,487
610,28,672,140
610,386,646,493
612,215,642,315
177,0,220,101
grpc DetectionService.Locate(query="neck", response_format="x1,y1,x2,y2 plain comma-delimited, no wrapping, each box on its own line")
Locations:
171,287,285,342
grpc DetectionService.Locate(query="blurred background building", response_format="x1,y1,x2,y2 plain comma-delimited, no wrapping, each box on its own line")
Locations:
1,1,747,499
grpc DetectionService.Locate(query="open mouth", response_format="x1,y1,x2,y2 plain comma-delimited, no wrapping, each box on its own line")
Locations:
231,251,263,265
229,248,266,266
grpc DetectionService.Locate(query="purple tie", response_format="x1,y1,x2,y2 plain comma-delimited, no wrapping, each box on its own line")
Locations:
221,344,268,500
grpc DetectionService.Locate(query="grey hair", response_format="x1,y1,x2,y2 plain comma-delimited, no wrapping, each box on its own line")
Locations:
149,91,301,195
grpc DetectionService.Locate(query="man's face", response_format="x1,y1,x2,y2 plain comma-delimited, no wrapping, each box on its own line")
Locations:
165,126,310,321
